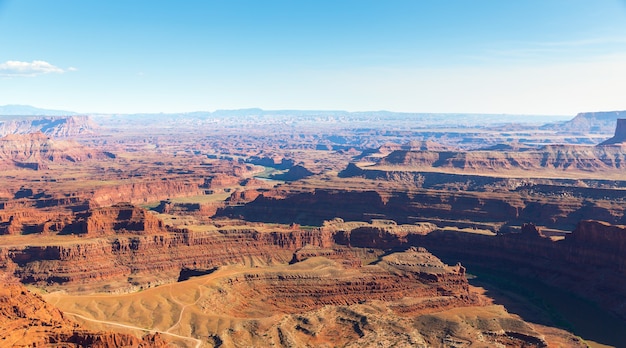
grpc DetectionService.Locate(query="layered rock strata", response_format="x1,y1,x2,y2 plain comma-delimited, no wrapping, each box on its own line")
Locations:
219,186,626,230
208,248,479,317
375,145,626,173
0,132,108,170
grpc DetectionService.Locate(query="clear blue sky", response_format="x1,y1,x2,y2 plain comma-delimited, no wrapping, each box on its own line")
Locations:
1,0,625,115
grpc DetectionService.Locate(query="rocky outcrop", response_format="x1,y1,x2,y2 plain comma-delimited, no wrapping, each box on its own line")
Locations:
0,280,166,347
80,203,166,236
0,208,75,235
89,180,202,207
598,118,626,145
201,174,240,189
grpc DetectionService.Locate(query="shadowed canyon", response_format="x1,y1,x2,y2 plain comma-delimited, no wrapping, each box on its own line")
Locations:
2,110,626,347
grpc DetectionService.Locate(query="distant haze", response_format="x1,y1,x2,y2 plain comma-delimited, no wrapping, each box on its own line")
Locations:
1,1,625,114
0,104,572,126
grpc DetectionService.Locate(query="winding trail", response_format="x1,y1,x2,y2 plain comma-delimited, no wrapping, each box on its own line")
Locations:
46,266,249,348
64,312,202,348
165,281,204,334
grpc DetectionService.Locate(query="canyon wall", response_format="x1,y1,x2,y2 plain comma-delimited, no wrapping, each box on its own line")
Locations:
0,205,335,291
219,186,626,230
0,132,108,170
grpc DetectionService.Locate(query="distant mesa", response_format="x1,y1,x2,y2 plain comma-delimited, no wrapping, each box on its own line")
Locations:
352,142,626,174
0,104,77,116
478,141,535,151
543,110,626,133
0,115,98,138
598,119,626,146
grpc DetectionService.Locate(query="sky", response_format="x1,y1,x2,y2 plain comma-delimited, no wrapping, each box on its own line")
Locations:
0,0,626,115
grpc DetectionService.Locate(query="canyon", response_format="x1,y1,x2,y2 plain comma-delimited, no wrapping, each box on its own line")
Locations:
1,109,626,347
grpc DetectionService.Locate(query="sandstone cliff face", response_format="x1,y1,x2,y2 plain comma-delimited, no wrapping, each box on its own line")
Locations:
81,203,165,236
0,280,165,347
89,180,202,207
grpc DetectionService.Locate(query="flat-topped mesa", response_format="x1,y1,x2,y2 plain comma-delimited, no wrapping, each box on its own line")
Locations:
80,203,166,236
598,119,626,145
201,174,240,189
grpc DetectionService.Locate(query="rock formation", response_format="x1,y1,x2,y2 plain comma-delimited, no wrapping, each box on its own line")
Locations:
80,203,166,236
375,145,626,173
270,164,315,181
598,118,626,145
201,174,240,190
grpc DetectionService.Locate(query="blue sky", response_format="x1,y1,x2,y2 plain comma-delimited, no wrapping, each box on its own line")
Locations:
1,0,625,115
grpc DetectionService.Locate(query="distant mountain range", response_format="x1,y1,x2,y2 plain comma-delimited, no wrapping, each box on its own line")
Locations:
0,104,77,116
0,104,569,124
2,105,625,132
